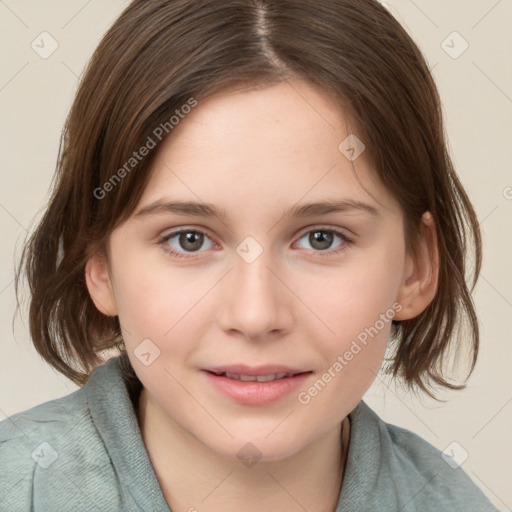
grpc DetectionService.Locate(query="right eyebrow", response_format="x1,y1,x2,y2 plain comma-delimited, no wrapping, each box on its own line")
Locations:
134,200,228,221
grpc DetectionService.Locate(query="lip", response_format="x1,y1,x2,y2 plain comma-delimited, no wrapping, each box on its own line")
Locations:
202,366,313,405
203,364,308,376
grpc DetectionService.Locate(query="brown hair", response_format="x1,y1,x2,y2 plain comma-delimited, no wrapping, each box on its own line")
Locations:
15,0,481,400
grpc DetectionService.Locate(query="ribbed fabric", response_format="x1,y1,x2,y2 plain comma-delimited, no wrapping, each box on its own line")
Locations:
1,356,498,511
336,401,499,511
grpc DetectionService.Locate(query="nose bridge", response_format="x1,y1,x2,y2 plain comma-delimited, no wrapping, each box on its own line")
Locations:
219,238,289,338
236,247,275,295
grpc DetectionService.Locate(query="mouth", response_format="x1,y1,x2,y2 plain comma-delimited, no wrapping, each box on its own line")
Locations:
205,370,305,382
201,366,313,405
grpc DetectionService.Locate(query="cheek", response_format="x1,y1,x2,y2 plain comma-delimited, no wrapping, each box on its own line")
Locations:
110,261,232,405
110,251,208,348
299,244,404,391
307,250,403,341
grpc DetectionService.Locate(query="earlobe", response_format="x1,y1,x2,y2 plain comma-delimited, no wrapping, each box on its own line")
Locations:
84,252,118,317
394,212,439,321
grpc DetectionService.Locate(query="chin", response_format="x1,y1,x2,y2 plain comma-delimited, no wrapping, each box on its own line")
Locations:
209,428,310,465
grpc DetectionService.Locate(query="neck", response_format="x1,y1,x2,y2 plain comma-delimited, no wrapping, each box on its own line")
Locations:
137,388,349,512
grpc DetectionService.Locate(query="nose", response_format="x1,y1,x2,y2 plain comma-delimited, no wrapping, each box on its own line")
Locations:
218,246,294,341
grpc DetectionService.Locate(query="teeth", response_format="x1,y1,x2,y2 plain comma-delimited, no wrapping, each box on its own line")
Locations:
255,374,276,382
223,372,294,382
238,374,257,382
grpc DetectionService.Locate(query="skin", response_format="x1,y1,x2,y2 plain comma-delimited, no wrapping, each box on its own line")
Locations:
86,79,438,512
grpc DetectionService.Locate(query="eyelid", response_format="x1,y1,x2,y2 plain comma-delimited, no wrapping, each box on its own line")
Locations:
295,224,352,240
292,225,353,254
158,226,218,253
160,225,213,240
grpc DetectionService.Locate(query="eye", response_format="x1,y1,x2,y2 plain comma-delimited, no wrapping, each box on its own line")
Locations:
158,226,352,260
159,229,215,258
294,227,351,255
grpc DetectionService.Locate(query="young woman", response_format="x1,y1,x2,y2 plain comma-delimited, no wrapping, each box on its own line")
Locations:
1,1,498,510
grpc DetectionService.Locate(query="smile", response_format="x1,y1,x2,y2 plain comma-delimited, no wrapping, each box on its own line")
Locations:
213,372,296,382
203,369,313,405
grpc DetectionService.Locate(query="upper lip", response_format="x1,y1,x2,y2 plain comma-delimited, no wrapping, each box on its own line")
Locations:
203,365,310,376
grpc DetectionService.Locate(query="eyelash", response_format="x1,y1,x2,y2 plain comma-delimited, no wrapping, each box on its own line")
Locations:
157,226,353,260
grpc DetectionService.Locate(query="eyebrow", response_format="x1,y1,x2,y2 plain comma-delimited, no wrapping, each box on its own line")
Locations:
134,198,378,221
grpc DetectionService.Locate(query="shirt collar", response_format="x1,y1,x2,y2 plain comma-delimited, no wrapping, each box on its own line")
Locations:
86,354,172,511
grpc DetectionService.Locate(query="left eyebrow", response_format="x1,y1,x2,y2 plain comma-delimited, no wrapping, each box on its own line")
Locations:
133,198,378,221
283,199,379,219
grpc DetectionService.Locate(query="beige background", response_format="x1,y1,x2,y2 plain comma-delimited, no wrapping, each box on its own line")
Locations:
0,1,511,510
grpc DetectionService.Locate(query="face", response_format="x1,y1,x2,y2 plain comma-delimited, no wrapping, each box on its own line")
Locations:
88,80,418,462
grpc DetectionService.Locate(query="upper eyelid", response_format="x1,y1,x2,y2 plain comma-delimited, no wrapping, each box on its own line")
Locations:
162,224,349,236
296,225,350,238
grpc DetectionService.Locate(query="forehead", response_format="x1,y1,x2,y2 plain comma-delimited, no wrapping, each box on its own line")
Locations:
138,80,400,218
166,80,346,154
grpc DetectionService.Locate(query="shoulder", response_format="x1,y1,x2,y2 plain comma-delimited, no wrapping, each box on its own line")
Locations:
0,385,88,441
352,401,499,511
0,388,78,509
0,386,91,468
0,366,122,511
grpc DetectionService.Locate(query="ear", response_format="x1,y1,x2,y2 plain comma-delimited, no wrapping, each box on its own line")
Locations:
394,212,439,321
84,251,118,316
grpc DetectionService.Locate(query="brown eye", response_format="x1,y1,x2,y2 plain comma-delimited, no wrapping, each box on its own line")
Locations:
309,230,334,251
295,228,348,253
178,231,204,252
161,229,215,257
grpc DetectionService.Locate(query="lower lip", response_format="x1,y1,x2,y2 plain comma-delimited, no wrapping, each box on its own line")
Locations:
202,371,312,405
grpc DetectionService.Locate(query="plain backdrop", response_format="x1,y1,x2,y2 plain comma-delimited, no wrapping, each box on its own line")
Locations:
0,1,511,510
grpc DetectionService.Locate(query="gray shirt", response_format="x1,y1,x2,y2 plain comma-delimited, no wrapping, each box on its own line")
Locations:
0,355,499,511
